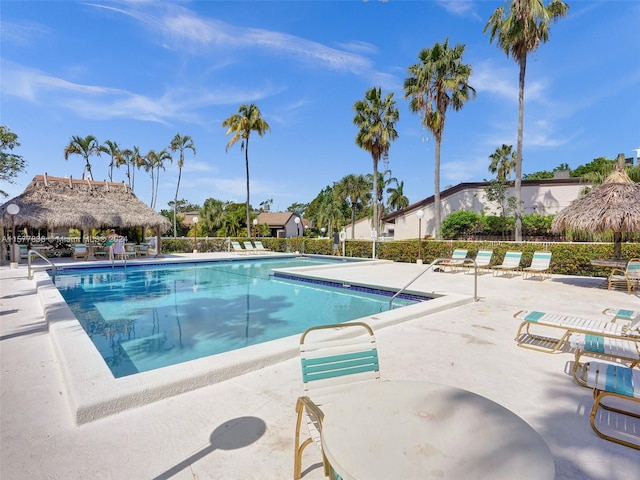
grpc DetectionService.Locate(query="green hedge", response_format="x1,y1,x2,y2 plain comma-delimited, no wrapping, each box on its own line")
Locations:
159,237,640,278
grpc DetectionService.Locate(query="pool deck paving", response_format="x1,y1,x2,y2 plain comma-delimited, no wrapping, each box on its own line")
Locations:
1,253,639,479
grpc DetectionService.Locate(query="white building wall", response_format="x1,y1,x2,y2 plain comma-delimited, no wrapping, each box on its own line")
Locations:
389,182,588,240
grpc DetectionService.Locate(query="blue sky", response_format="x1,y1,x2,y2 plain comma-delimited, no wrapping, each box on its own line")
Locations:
2,0,639,214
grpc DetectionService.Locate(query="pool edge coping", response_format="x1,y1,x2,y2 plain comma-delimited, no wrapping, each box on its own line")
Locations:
36,262,474,425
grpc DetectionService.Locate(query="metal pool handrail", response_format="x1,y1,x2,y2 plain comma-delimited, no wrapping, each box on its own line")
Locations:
388,257,479,310
27,249,56,283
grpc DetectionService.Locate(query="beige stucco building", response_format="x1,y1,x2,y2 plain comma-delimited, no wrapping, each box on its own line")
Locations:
344,177,590,240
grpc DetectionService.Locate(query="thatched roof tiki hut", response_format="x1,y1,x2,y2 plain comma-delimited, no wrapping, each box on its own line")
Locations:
0,174,171,256
551,154,640,259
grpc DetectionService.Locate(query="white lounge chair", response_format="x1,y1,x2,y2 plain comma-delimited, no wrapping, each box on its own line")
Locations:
72,244,88,260
230,241,247,254
243,241,258,253
466,250,492,274
493,251,522,277
514,308,640,353
523,251,552,280
254,241,270,252
578,361,640,450
440,249,468,273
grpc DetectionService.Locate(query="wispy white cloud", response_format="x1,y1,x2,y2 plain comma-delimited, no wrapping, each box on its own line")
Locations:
1,59,279,125
90,1,377,76
436,0,481,20
0,20,49,46
472,60,546,104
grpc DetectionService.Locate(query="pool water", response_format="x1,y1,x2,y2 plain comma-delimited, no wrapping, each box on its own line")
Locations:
55,257,421,377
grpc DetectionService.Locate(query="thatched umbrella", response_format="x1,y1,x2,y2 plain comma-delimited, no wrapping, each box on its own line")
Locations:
0,174,170,248
551,155,640,259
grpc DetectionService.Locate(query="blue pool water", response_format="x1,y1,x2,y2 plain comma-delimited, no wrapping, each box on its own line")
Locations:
54,257,424,377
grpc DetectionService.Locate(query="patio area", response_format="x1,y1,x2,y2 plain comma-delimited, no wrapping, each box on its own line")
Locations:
1,254,639,479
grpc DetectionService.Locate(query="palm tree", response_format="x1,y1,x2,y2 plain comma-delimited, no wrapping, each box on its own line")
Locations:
143,149,171,209
64,135,100,180
200,198,226,236
404,39,475,239
169,133,196,238
131,146,142,191
118,148,134,187
488,144,516,181
153,149,171,210
334,173,371,239
99,140,121,182
353,87,399,238
484,0,569,241
386,179,410,211
140,151,156,208
222,103,271,236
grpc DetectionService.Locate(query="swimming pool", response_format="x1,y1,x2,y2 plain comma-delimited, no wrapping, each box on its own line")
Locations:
55,257,423,377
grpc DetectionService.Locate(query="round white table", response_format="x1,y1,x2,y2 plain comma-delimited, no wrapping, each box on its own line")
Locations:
320,381,555,480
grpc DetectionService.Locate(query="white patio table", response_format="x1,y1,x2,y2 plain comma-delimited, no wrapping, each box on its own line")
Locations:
320,381,555,480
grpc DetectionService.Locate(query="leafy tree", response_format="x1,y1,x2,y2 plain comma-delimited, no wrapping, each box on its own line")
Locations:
482,215,515,237
64,134,100,180
305,186,333,232
99,140,121,182
488,144,515,181
440,210,481,240
334,173,371,239
522,213,553,237
366,169,396,226
353,87,399,238
200,198,226,236
162,199,200,236
169,133,196,238
523,170,554,180
404,39,475,239
218,202,246,237
484,179,521,237
386,179,409,212
222,103,271,236
485,0,569,241
286,202,309,216
0,126,27,197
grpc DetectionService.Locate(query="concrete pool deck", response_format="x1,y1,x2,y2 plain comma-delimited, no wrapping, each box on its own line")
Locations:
1,253,639,479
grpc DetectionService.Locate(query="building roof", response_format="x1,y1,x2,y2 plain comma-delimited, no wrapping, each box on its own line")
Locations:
0,174,171,231
382,177,588,222
256,212,310,228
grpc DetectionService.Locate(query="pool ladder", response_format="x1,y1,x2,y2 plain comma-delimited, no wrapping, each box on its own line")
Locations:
388,257,480,310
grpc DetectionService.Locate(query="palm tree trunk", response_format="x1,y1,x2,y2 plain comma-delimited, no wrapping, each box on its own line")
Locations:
372,158,378,237
85,157,94,181
150,169,155,208
351,205,356,239
434,138,442,240
154,166,161,210
515,58,526,242
174,166,182,238
245,139,251,237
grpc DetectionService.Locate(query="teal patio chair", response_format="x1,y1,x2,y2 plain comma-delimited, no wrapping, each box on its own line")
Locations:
440,248,468,273
609,259,640,294
493,251,522,277
465,250,493,274
523,251,552,280
294,322,380,479
579,361,640,450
